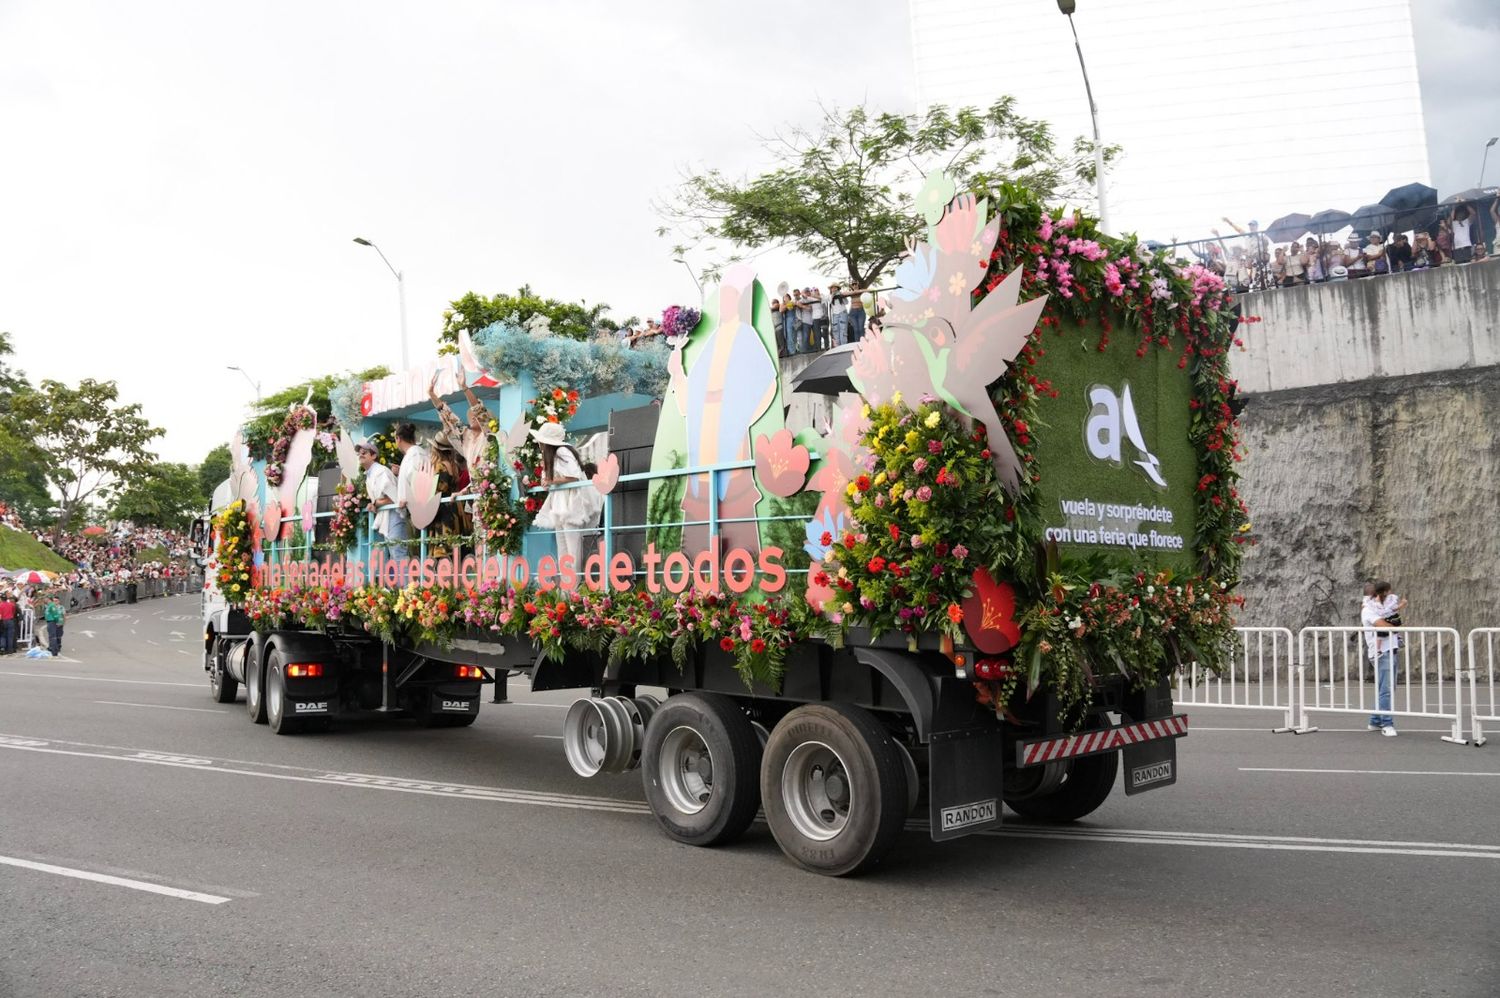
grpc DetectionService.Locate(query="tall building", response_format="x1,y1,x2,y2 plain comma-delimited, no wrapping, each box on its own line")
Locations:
909,0,1430,242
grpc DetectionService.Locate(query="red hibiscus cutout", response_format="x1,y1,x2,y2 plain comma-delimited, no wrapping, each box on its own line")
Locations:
754,428,810,498
961,567,1020,654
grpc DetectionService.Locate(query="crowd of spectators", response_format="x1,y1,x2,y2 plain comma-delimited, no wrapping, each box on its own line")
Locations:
1192,200,1498,293
612,283,880,357
1,502,193,596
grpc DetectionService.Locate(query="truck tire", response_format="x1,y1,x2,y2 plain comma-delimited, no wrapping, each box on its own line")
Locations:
640,692,761,847
1005,751,1117,822
245,642,267,724
208,637,238,704
761,703,907,877
264,650,305,735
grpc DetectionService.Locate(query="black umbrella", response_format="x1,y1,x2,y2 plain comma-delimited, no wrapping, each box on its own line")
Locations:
1440,187,1500,206
1264,212,1313,242
1347,203,1396,236
789,343,857,395
1380,182,1437,213
1307,209,1352,236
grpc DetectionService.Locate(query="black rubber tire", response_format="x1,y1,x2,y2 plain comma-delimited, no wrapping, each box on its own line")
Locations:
640,692,762,848
265,650,305,735
245,642,267,724
208,638,238,704
1005,751,1118,822
761,703,907,877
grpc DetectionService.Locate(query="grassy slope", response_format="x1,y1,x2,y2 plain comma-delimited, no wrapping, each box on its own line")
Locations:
0,526,76,574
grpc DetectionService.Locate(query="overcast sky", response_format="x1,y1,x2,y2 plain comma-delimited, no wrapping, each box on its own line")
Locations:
0,1,1492,465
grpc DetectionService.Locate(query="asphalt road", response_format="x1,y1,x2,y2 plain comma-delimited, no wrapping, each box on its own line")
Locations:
1,596,1497,998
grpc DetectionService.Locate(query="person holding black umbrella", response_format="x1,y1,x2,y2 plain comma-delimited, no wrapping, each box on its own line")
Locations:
1449,203,1477,264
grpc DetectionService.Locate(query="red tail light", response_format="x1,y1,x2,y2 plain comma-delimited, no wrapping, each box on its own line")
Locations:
973,658,1012,681
454,665,483,680
286,662,324,678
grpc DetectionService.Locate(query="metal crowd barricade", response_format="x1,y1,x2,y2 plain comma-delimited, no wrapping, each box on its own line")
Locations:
1176,626,1309,732
1468,628,1499,747
1297,626,1467,744
18,608,34,649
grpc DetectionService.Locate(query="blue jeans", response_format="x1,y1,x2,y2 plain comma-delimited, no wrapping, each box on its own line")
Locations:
783,315,797,353
848,308,866,343
1369,649,1395,727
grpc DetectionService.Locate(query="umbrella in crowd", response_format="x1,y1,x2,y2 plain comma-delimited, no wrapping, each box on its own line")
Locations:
11,570,57,584
1379,182,1438,233
1440,187,1499,207
788,343,858,396
1264,212,1313,242
1347,203,1396,236
81,525,107,537
1307,209,1352,236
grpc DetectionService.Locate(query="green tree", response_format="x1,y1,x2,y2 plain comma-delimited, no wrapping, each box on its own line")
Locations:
439,287,611,347
659,99,1118,289
0,333,54,523
109,461,204,528
197,443,231,503
9,378,163,539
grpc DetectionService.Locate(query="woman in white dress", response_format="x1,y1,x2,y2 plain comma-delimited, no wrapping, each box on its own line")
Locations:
530,422,601,569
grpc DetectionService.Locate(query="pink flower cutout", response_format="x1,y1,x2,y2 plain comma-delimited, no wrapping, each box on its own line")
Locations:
592,453,620,495
754,428,810,498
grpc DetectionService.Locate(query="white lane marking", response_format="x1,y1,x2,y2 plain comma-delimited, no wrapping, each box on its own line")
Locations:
176,650,190,656
505,702,568,709
0,855,231,905
94,701,222,714
0,672,199,687
532,734,564,740
145,640,160,646
1241,767,1500,778
2,731,1497,862
79,630,96,639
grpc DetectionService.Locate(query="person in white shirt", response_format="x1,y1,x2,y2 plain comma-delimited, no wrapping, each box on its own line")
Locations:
828,283,849,347
1449,203,1476,264
392,422,427,566
805,287,829,352
358,441,398,549
1360,579,1405,735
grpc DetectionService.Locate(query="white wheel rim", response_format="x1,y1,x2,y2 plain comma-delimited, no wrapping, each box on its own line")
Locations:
563,698,609,777
267,666,282,718
782,740,852,842
658,725,714,815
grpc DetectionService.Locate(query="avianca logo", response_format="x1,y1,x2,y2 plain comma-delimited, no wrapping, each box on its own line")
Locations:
1084,383,1167,488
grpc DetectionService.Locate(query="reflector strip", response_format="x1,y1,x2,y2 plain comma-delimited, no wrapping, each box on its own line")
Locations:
1019,715,1188,767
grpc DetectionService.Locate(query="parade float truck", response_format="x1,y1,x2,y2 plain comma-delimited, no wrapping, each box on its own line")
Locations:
192,175,1249,876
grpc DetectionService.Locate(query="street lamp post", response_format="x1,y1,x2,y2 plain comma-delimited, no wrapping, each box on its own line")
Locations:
226,365,261,401
673,258,703,300
353,237,409,370
1057,0,1109,233
1481,137,1498,187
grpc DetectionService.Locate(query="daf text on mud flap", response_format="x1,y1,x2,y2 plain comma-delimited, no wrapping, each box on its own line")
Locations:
440,700,471,712
940,799,998,831
1131,761,1174,789
293,702,329,714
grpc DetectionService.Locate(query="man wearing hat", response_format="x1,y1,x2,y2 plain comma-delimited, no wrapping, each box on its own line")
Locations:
805,286,829,352
358,440,399,555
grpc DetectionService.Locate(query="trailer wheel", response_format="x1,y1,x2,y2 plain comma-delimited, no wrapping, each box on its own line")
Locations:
640,692,761,847
245,643,267,724
761,704,907,877
1005,751,1117,822
265,651,305,736
208,637,238,704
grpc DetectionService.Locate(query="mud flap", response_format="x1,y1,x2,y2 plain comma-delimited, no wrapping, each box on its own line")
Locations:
927,725,1004,841
1122,736,1177,796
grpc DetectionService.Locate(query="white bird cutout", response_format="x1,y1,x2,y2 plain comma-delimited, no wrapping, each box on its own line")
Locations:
334,429,360,481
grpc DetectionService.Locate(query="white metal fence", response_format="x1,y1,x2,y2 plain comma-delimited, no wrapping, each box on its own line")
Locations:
18,609,34,650
1177,627,1306,732
1468,628,1500,747
1294,626,1467,744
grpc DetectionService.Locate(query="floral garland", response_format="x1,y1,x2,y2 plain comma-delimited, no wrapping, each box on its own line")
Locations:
241,582,821,688
263,408,337,486
472,432,526,555
511,388,580,515
326,479,364,552
212,500,254,604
